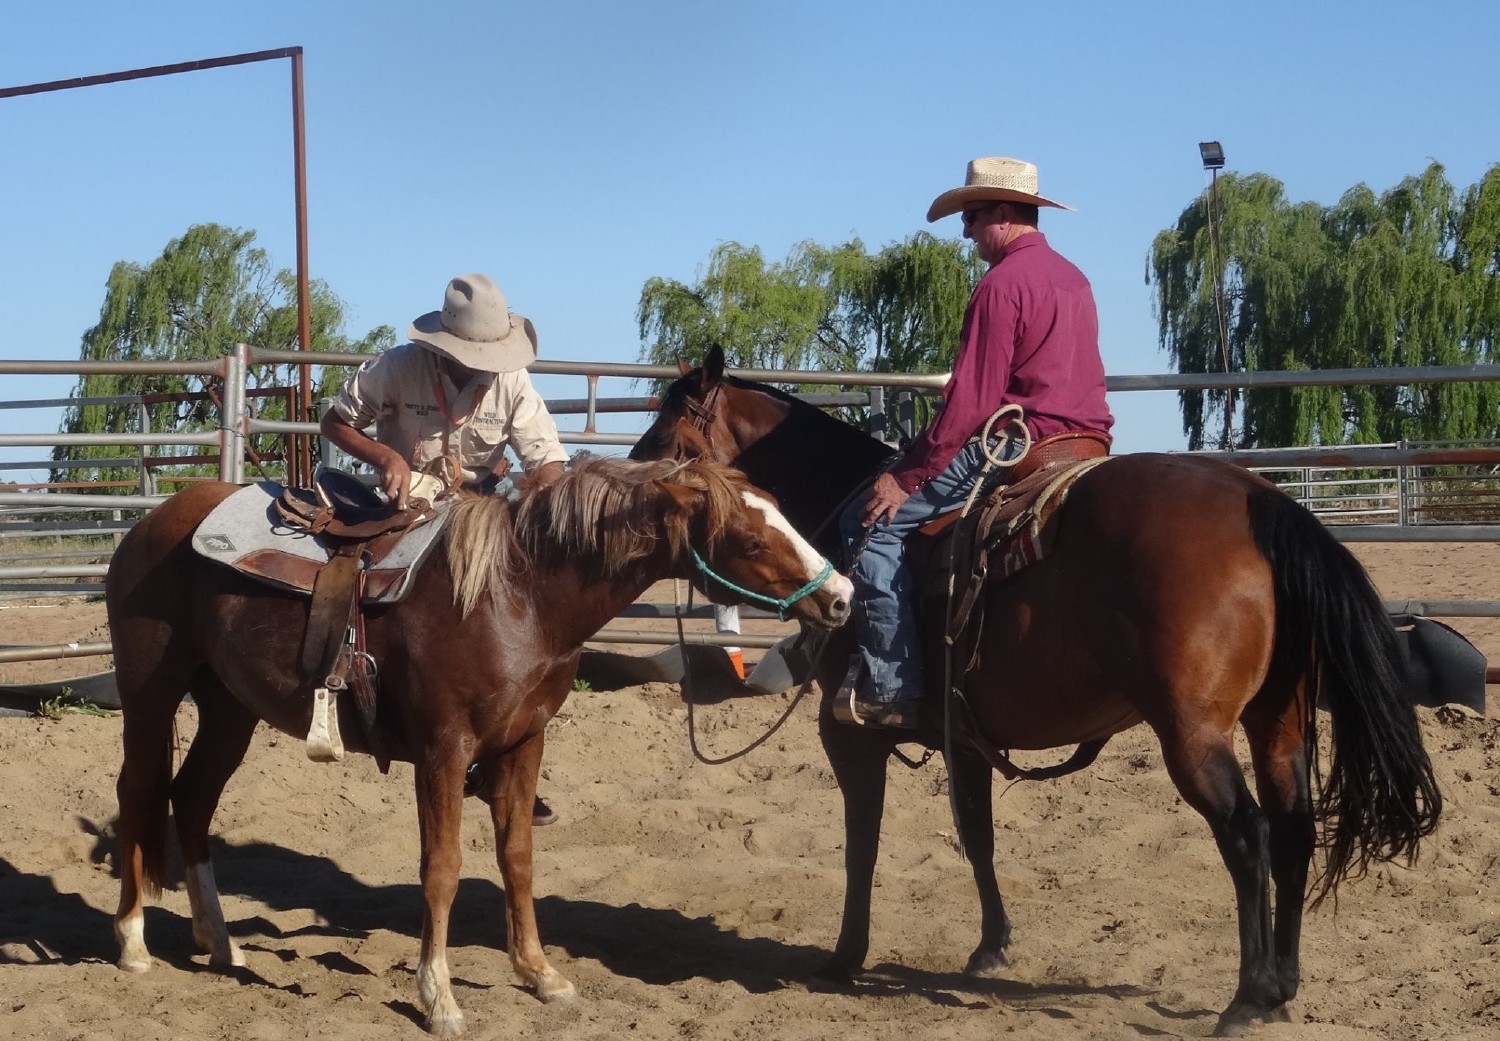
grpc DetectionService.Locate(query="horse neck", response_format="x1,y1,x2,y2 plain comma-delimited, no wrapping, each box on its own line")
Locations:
732,392,893,554
529,563,660,651
521,504,690,649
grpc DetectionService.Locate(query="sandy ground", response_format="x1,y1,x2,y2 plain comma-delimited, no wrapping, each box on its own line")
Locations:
1,543,1498,1040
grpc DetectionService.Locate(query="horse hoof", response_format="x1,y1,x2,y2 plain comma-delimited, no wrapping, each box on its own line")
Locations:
425,1008,465,1037
210,946,247,969
532,966,577,1004
963,949,1009,978
539,982,578,1005
117,955,152,974
807,962,858,992
1213,1003,1289,1037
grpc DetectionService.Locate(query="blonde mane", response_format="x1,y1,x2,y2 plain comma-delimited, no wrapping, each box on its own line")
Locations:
442,456,747,617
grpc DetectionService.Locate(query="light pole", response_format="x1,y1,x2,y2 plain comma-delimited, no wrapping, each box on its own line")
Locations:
1199,140,1233,446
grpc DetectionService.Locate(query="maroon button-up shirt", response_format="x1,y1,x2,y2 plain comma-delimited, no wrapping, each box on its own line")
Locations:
889,232,1114,494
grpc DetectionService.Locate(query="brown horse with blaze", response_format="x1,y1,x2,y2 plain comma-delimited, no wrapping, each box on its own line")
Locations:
105,455,850,1037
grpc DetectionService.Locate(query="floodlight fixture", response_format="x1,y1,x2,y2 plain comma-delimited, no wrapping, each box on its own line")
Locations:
1199,141,1225,170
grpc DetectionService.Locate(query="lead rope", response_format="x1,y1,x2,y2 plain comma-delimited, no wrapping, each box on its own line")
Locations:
677,579,833,765
942,405,1031,854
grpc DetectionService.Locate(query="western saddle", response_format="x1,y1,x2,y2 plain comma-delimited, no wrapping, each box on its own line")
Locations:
271,469,437,764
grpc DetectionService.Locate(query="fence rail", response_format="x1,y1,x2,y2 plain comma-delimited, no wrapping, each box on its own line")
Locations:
5,350,1500,669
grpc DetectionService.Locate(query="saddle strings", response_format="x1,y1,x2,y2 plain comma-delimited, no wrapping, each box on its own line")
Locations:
941,405,1033,854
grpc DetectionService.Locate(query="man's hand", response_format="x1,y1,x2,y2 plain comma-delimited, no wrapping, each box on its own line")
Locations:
860,472,910,527
379,452,413,510
319,408,415,509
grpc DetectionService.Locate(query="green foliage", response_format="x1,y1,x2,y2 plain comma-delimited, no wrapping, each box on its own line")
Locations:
1150,163,1500,449
36,687,116,720
55,224,394,485
637,234,983,405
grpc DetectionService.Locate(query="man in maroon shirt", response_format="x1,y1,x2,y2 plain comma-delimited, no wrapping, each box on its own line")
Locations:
834,157,1114,729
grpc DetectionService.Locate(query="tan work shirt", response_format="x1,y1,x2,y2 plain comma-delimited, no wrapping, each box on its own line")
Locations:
329,343,569,483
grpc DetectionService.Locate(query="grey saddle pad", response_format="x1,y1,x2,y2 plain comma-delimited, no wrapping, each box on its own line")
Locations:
191,481,449,604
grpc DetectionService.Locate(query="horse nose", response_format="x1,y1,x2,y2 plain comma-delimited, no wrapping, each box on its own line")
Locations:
829,597,850,625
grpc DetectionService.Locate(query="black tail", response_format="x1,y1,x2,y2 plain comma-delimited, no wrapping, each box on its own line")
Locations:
1249,488,1442,903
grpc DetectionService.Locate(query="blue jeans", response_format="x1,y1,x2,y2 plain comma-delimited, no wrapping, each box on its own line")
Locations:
838,436,1023,706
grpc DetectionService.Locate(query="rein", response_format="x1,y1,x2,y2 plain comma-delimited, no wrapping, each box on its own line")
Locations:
689,547,833,622
673,580,831,765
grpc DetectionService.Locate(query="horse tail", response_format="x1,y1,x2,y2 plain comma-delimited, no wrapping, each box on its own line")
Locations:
1248,486,1442,904
113,708,176,900
142,722,177,900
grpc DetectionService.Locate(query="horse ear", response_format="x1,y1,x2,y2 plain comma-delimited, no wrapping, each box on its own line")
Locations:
676,355,692,376
702,344,726,387
660,478,703,539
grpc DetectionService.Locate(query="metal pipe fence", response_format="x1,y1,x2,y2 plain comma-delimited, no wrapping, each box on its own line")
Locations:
6,350,1500,667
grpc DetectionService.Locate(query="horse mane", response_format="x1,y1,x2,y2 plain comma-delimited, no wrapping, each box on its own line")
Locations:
442,456,746,617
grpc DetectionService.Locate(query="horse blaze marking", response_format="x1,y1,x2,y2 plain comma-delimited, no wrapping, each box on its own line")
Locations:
742,490,849,597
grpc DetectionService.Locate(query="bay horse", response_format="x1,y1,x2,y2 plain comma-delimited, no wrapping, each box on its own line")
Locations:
630,345,1442,1036
105,455,851,1037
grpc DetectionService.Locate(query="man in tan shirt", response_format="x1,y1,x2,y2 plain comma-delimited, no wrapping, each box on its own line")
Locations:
321,272,568,825
322,272,569,507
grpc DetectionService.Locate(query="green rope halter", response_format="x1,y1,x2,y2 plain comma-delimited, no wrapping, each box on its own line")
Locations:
689,546,834,622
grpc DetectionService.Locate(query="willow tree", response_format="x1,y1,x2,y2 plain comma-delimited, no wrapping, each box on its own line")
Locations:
1150,162,1500,449
637,232,982,416
809,233,983,375
637,241,830,374
55,224,393,485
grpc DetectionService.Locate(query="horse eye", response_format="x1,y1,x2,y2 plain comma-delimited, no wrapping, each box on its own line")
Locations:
741,535,764,557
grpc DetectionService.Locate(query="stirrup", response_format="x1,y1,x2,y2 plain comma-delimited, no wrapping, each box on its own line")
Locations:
830,664,921,730
831,683,867,726
832,694,922,730
830,661,866,726
307,680,346,762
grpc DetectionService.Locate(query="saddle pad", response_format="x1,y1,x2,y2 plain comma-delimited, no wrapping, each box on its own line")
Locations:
994,455,1112,580
192,481,449,604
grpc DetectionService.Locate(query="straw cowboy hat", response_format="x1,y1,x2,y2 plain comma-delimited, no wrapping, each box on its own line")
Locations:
409,272,537,372
926,156,1076,222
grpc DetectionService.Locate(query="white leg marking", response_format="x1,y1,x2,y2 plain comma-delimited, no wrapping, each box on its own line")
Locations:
419,951,465,1036
184,862,245,968
116,910,151,973
743,490,854,602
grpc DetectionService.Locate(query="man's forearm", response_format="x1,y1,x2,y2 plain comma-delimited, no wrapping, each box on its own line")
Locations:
320,411,397,470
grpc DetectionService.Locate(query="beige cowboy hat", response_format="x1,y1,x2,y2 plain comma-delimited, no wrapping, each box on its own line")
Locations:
926,156,1076,222
408,272,537,372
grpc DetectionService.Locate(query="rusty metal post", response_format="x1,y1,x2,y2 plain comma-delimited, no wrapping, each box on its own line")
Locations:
1,46,312,482
291,49,313,488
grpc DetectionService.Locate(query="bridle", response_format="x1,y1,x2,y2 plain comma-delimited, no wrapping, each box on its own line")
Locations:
680,379,726,455
666,375,841,761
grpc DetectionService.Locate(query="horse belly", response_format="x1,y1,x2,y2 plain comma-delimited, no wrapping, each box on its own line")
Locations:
963,646,1143,749
955,456,1276,750
949,559,1144,750
192,579,327,739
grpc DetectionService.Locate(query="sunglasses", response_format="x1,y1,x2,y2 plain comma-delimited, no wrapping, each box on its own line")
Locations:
961,203,1002,229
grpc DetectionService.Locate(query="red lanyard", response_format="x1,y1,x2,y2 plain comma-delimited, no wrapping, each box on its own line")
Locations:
433,376,481,428
432,375,486,463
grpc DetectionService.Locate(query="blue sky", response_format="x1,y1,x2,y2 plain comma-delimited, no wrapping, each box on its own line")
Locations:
3,0,1498,481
